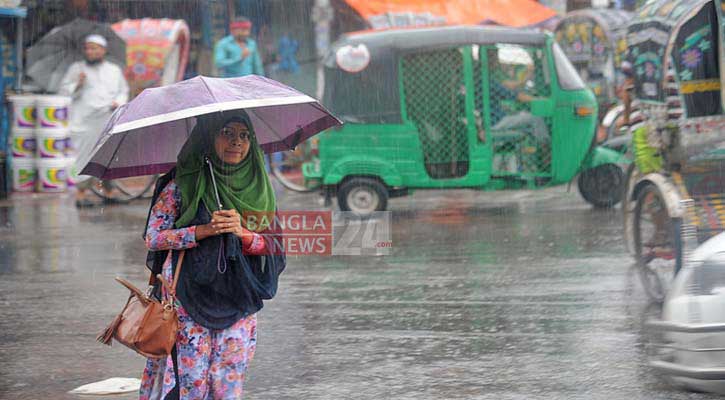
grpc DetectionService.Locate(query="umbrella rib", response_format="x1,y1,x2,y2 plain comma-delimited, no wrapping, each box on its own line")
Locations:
199,77,220,105
310,101,342,124
104,131,130,179
249,109,288,146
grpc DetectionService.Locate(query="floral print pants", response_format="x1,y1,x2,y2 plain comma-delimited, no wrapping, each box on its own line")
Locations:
139,308,257,400
139,250,257,400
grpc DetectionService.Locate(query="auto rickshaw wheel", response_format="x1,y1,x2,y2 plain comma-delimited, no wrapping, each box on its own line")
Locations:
337,177,388,215
633,183,682,302
577,163,625,208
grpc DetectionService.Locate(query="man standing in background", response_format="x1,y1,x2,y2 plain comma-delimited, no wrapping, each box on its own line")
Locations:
214,17,265,77
214,16,282,175
59,34,129,207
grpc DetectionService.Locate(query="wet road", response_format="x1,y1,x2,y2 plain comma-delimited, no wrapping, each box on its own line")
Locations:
0,185,719,399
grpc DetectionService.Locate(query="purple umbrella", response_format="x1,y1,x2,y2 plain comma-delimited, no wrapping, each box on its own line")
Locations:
78,75,342,180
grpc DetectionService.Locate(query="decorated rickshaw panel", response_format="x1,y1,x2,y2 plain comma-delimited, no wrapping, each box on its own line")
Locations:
555,9,632,106
671,1,722,117
625,0,706,103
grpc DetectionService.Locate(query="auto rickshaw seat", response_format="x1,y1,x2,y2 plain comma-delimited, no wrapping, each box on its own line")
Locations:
491,128,525,143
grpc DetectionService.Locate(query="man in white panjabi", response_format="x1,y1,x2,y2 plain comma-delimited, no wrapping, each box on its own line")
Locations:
59,34,129,207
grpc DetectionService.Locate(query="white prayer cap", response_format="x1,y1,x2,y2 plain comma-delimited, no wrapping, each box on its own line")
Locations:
85,34,107,48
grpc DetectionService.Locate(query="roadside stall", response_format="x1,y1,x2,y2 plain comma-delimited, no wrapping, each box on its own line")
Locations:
6,17,191,200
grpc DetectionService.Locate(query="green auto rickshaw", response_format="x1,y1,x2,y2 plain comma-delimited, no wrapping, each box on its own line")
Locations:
303,25,628,214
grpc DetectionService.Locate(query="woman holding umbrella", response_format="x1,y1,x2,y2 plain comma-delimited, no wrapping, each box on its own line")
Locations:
80,74,340,397
138,110,286,399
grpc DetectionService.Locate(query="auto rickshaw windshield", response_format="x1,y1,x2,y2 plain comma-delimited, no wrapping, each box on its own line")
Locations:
552,42,587,90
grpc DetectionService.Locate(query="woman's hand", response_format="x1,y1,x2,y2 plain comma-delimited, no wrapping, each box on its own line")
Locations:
210,209,254,246
194,222,217,241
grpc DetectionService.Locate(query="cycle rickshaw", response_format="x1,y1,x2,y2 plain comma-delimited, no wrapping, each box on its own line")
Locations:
622,0,725,301
87,18,190,202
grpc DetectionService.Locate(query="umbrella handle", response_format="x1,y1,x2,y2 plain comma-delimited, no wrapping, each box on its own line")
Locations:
205,157,223,211
205,156,228,274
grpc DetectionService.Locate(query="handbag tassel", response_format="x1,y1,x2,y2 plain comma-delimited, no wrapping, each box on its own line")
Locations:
97,309,123,346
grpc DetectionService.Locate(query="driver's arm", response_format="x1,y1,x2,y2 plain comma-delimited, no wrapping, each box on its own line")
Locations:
517,92,534,103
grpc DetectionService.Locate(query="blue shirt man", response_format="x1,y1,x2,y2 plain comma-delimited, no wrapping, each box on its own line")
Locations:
214,18,265,77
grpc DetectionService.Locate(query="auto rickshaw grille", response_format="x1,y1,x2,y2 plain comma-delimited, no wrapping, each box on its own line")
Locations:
401,49,470,179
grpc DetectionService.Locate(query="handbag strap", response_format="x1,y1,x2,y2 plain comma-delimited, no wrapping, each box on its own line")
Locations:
171,250,186,296
154,250,186,301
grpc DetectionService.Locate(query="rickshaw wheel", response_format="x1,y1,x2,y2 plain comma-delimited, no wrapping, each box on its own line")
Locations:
633,183,682,302
577,163,625,208
266,151,320,193
337,177,388,215
89,175,157,203
622,163,641,255
113,175,158,200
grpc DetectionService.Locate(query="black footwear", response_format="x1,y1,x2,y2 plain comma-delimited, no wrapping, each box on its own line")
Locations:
102,197,124,205
75,198,100,208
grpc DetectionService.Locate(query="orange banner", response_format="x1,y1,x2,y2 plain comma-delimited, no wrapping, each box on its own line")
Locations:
344,0,557,28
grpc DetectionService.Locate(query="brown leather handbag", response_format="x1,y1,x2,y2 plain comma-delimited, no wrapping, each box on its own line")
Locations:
97,250,185,358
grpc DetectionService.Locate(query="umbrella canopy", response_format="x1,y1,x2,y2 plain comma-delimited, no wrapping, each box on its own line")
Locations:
26,18,126,93
78,75,342,180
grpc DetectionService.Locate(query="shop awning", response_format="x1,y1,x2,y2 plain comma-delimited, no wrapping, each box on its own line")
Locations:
342,0,558,29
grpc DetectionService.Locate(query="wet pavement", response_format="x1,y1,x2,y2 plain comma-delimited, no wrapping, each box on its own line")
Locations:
0,185,720,399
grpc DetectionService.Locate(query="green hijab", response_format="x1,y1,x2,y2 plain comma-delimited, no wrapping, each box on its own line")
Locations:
174,110,276,231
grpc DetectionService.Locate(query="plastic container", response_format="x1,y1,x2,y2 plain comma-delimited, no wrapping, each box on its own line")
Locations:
8,95,37,133
11,157,36,192
10,131,37,158
36,158,68,192
36,128,69,158
36,95,71,130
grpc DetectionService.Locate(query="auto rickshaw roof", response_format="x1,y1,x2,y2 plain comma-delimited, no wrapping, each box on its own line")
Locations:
626,0,716,44
325,25,549,68
633,0,711,25
322,25,552,125
625,0,716,75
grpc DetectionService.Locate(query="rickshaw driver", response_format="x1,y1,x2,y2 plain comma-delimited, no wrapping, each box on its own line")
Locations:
616,61,635,131
619,61,669,250
489,57,549,146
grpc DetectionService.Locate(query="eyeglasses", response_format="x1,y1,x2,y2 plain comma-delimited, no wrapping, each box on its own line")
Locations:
219,127,251,142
